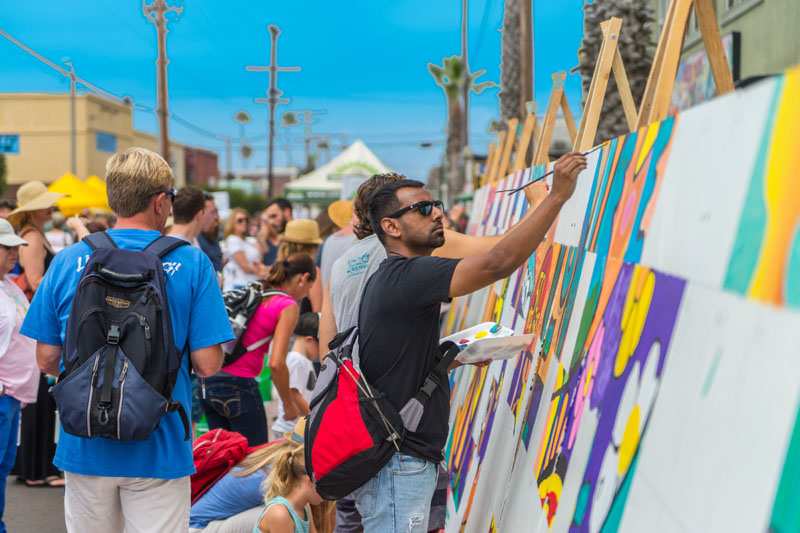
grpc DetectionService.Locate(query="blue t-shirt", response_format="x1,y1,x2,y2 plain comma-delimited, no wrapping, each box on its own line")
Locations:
20,229,234,479
190,467,268,528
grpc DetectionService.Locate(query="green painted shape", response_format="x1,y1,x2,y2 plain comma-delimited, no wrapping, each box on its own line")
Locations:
573,483,591,526
785,226,800,308
723,76,785,294
600,448,641,533
770,402,800,532
701,350,722,397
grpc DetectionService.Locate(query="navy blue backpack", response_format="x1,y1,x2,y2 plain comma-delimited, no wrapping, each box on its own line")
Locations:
51,232,192,441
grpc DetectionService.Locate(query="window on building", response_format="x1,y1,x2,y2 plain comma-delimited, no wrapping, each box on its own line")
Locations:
96,132,118,153
0,134,20,154
723,0,763,21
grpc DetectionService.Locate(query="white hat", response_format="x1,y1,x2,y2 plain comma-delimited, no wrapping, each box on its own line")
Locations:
0,219,28,247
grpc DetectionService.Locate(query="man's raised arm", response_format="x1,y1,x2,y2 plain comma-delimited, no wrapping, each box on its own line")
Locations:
449,152,587,298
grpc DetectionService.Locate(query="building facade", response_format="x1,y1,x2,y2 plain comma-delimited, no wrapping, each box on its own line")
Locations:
652,0,800,80
184,147,220,186
0,92,207,192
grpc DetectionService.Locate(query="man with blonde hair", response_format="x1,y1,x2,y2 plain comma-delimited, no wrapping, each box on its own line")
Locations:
21,147,233,532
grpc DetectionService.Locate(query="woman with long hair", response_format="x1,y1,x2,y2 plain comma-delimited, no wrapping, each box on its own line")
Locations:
223,208,268,292
202,253,317,445
189,427,333,533
276,220,323,313
254,437,333,533
7,181,64,488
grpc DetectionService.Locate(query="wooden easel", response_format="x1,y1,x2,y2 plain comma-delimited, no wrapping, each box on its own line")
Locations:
574,17,638,151
512,111,540,172
533,72,577,165
494,117,519,182
637,0,734,128
480,143,498,186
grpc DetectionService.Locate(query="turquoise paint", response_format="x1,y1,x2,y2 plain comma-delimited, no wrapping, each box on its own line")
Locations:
600,449,641,533
723,77,785,294
701,350,722,397
785,225,800,308
573,483,591,526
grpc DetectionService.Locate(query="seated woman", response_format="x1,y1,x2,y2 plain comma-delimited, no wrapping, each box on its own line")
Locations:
190,441,277,532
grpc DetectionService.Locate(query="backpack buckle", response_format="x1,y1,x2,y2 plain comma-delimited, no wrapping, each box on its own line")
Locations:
107,324,121,345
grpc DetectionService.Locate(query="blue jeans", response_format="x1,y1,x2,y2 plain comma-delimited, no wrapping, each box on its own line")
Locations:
200,375,268,446
0,396,21,533
351,454,437,533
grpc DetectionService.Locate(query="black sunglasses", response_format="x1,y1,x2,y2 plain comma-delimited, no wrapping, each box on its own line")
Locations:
151,188,177,202
386,200,444,220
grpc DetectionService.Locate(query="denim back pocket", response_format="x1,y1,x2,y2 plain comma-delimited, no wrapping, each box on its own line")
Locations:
205,383,243,419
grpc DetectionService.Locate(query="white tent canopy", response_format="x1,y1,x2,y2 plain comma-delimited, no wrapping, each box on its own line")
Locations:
285,139,391,204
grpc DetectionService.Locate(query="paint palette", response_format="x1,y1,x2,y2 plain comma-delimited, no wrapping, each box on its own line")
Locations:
441,322,535,364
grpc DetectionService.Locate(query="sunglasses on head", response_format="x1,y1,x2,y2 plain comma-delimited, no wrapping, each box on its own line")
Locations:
386,200,444,219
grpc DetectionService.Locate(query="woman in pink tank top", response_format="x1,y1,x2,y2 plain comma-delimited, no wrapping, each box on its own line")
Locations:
201,253,317,445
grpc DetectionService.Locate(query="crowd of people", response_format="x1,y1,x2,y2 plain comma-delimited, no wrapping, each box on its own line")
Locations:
0,144,585,532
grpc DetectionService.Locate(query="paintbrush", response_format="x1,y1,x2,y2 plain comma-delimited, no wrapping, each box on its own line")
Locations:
497,144,606,195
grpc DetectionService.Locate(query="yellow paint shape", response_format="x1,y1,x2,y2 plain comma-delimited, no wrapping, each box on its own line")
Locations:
615,268,656,377
618,405,641,477
635,122,660,173
474,330,488,340
748,68,800,305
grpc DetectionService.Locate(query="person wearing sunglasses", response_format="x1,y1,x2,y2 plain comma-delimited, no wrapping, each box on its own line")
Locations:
222,208,268,292
20,147,233,531
345,152,586,533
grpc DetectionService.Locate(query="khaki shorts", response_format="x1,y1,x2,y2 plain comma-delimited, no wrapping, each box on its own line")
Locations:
64,472,190,533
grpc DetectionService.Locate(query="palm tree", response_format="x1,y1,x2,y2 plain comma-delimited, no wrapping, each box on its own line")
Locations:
500,0,523,122
429,56,495,199
579,0,656,143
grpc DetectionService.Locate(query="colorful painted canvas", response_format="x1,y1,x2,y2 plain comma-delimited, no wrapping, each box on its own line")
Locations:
443,66,800,533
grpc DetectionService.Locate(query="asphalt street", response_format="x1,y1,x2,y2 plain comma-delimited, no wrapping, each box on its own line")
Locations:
6,479,66,531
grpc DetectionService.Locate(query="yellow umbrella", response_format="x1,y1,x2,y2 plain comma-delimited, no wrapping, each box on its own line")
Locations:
48,173,94,216
85,175,110,210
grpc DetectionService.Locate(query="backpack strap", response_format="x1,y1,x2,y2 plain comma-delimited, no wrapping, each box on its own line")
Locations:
144,236,190,258
398,340,461,432
83,231,118,251
167,401,192,441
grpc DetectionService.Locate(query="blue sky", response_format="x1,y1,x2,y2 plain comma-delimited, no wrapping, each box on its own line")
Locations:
0,1,585,180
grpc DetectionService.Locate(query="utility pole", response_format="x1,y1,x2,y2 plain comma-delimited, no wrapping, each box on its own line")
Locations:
144,0,182,164
286,109,327,170
246,25,300,198
520,0,534,118
461,0,470,150
64,59,77,176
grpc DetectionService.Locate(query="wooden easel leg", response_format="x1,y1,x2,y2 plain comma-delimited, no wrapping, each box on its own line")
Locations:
513,113,537,172
561,93,578,147
481,143,497,187
534,72,566,165
496,118,519,181
574,17,623,151
613,49,639,131
695,0,735,94
638,0,693,127
488,131,506,183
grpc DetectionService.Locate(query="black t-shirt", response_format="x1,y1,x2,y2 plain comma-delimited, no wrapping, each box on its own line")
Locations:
358,254,460,463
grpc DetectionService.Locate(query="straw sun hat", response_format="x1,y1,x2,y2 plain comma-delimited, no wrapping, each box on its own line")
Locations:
8,181,65,225
327,199,354,229
280,219,322,245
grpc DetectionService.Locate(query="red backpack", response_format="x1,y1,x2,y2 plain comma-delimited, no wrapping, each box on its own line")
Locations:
304,326,459,500
191,429,250,504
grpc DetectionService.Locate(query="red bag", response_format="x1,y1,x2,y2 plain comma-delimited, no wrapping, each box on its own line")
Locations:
190,429,249,504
